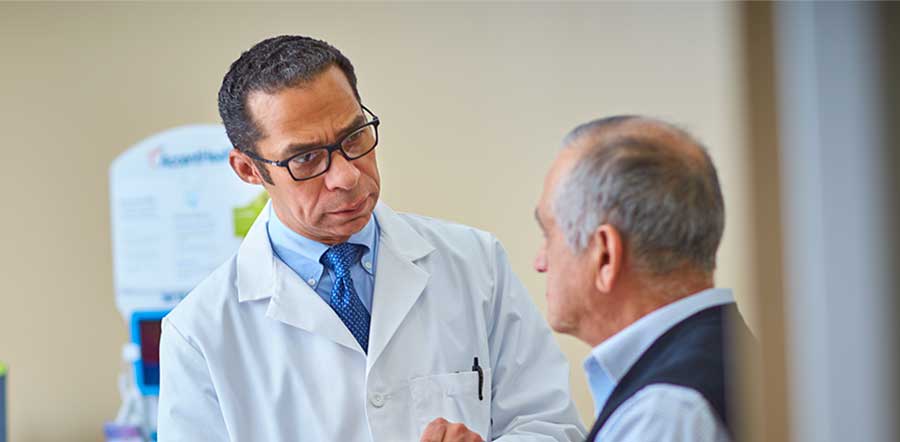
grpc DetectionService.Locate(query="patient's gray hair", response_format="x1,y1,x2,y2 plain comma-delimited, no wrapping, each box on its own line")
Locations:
554,116,725,275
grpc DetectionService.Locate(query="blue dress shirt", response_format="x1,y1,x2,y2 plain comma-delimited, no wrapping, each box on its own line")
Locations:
584,288,735,442
266,207,379,313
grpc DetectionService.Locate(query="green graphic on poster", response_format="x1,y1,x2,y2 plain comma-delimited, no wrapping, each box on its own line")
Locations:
233,191,270,238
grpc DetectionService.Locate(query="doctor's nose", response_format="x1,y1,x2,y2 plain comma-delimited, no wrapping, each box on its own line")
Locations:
324,153,361,191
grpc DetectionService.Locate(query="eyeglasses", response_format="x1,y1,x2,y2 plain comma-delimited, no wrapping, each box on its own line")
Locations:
242,105,380,181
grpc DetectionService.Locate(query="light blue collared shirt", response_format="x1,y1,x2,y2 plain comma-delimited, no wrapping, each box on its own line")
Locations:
584,288,736,442
266,207,379,313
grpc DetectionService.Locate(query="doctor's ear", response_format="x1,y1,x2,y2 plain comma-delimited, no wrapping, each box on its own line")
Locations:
229,149,265,185
591,224,623,294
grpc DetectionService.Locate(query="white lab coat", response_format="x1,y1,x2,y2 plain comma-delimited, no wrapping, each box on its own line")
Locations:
157,202,585,442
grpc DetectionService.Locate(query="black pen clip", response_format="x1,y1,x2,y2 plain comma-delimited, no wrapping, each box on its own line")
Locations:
472,357,484,401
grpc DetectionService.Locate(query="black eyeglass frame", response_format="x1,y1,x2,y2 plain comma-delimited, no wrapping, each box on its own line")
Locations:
241,105,380,181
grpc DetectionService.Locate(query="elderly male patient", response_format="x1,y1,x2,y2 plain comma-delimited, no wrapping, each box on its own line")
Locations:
533,116,753,441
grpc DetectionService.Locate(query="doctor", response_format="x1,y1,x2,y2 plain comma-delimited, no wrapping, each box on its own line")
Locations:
157,35,584,442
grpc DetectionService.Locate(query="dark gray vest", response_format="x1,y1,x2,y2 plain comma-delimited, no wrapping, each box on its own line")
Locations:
585,303,752,441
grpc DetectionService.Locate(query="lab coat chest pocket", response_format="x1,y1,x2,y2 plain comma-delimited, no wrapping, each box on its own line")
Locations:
409,369,492,440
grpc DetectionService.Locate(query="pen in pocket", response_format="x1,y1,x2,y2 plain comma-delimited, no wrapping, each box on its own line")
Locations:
472,357,483,401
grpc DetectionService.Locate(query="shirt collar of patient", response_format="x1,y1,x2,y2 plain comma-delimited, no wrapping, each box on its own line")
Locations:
266,207,378,287
582,287,735,414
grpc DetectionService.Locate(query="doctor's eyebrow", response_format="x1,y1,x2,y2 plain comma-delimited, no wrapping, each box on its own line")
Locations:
279,113,368,158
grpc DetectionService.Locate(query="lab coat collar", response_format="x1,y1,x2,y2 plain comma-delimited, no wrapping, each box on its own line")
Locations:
370,202,434,261
234,200,371,354
235,199,437,358
236,201,434,301
235,200,277,303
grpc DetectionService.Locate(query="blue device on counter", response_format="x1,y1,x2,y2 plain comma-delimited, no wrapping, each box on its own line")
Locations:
130,311,169,396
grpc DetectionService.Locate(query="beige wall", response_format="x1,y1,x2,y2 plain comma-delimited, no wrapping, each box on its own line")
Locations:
0,3,752,441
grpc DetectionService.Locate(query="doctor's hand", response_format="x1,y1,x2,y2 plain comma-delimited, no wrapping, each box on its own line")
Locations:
419,417,484,442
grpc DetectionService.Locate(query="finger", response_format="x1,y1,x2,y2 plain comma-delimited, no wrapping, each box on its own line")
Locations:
463,427,484,442
420,417,449,442
445,422,484,442
445,423,467,438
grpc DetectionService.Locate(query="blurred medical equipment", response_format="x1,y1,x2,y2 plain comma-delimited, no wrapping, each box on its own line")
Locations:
107,125,265,441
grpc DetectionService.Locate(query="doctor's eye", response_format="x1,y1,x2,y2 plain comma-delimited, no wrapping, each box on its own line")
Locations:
344,130,363,144
291,149,325,165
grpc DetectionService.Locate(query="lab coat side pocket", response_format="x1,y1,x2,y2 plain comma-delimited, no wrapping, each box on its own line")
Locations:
409,368,492,440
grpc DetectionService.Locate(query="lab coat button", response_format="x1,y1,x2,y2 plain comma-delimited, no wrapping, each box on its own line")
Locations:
370,393,385,408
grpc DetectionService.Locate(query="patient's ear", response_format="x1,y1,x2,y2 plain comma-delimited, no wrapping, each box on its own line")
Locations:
229,149,264,185
592,224,623,293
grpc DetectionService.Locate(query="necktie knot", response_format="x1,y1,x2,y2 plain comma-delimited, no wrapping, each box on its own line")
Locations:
322,243,363,281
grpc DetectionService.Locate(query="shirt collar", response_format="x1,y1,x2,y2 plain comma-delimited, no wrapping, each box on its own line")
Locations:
266,206,379,285
584,288,736,386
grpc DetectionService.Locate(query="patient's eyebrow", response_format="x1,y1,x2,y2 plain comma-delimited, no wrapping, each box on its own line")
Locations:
534,208,545,231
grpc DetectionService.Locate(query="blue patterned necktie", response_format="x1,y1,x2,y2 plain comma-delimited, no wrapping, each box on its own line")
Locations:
321,243,371,353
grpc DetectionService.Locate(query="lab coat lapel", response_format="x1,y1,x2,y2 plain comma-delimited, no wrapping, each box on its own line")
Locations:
367,203,435,373
236,201,364,355
266,261,364,354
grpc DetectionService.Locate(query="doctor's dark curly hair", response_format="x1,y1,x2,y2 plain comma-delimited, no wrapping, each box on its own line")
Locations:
218,35,360,183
